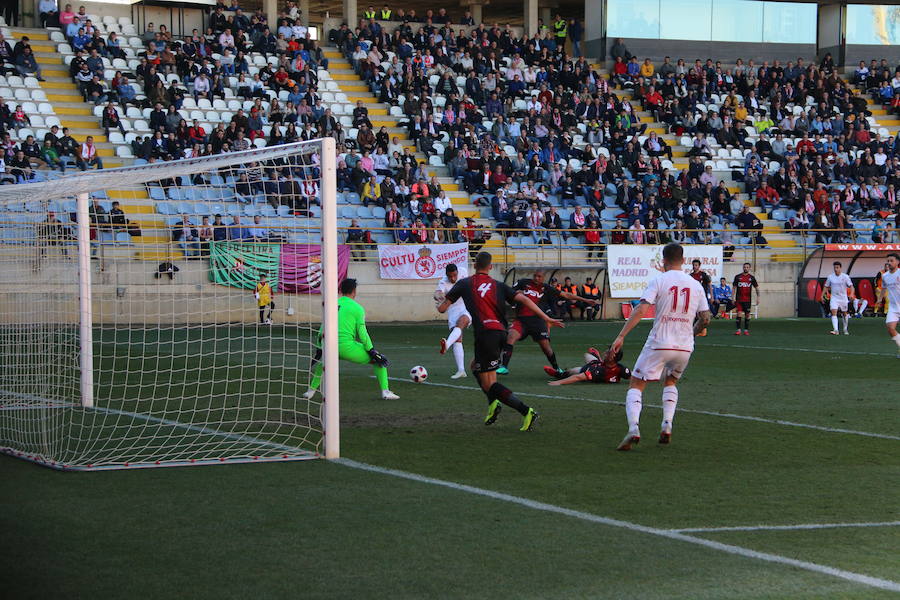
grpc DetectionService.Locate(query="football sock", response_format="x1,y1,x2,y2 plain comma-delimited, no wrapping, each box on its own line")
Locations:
452,342,465,372
842,314,849,332
625,388,642,431
488,382,529,415
743,316,750,330
501,343,514,367
661,385,678,427
259,309,265,323
445,326,462,347
309,360,323,392
892,333,900,349
545,351,559,370
736,315,742,330
373,365,389,391
857,299,868,314
831,315,839,331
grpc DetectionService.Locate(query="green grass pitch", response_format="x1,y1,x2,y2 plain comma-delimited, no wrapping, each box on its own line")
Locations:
2,318,899,599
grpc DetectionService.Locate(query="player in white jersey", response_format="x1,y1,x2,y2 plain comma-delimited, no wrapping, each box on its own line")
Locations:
435,263,471,378
881,253,900,355
824,261,854,335
609,243,712,450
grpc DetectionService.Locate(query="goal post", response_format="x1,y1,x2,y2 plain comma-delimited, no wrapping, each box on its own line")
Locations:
0,139,340,470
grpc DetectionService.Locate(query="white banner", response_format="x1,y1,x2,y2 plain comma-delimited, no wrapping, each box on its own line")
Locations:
607,245,723,298
378,243,469,279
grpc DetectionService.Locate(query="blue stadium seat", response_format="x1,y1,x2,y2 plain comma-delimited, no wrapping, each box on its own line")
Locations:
209,203,226,215
241,205,256,217
371,206,386,219
167,188,183,200
115,232,132,244
176,202,192,214
309,206,322,218
148,187,166,201
340,205,356,218
91,191,108,200
259,205,276,217
156,201,174,215
356,206,373,219
193,203,210,215
601,208,620,220
276,205,291,217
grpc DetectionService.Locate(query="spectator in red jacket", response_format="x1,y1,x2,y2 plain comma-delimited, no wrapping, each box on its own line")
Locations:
755,181,781,208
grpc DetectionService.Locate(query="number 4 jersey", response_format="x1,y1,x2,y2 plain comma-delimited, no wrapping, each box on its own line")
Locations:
640,270,709,352
445,273,518,334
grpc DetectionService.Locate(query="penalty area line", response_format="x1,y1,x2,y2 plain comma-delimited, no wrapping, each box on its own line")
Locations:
336,458,900,593
669,521,900,534
383,377,900,442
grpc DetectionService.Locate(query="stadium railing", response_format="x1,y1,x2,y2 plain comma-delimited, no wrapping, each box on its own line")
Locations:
9,222,874,268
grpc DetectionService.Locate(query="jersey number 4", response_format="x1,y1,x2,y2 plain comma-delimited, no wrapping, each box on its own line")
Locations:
477,282,493,298
668,286,691,313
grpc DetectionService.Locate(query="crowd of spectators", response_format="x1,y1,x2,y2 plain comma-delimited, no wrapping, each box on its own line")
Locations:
9,3,900,252
331,14,900,247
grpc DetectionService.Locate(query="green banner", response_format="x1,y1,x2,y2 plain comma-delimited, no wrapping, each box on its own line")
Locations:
209,241,282,292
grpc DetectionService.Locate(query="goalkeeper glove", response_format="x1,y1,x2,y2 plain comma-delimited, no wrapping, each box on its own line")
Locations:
367,348,390,367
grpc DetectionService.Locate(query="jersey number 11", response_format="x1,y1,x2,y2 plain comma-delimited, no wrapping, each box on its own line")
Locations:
669,286,691,313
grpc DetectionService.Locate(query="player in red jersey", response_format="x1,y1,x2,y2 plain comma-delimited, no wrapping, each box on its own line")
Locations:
732,262,759,335
546,347,631,386
497,269,597,376
688,259,711,336
437,252,564,431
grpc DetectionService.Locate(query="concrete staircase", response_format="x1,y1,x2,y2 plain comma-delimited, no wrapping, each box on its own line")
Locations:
11,28,171,259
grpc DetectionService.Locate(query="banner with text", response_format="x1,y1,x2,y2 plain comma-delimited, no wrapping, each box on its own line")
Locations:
607,245,723,298
378,243,469,279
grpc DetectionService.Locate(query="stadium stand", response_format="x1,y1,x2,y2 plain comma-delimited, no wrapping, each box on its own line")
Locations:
2,6,900,264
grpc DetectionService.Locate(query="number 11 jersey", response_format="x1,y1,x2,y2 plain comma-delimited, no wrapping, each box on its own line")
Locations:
640,270,709,352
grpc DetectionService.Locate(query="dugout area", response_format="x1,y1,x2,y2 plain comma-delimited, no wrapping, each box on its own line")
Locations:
798,245,900,317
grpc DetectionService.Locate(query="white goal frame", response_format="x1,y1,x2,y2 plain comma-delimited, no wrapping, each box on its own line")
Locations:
0,138,340,469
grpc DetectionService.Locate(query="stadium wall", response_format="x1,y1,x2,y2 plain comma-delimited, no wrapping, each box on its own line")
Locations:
0,257,800,325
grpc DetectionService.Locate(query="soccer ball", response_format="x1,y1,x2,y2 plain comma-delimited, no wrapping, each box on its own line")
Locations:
409,365,428,383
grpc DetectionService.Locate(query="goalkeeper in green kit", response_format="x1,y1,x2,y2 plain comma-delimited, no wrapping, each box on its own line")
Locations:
303,278,399,400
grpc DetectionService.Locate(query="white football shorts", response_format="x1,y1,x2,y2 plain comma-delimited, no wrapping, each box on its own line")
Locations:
632,347,693,381
447,306,471,329
886,309,900,324
829,298,848,312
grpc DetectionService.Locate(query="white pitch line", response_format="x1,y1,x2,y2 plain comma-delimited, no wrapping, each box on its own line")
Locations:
385,376,900,441
669,521,900,534
337,458,900,593
701,342,898,357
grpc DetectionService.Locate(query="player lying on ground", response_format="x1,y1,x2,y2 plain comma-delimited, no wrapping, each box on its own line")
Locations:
254,273,275,324
545,347,631,386
823,261,853,335
732,262,759,335
304,278,399,400
881,252,900,355
435,263,470,379
610,243,712,450
437,251,563,431
498,269,597,376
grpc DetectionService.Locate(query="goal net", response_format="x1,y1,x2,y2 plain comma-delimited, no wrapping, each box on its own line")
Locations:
0,138,341,470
